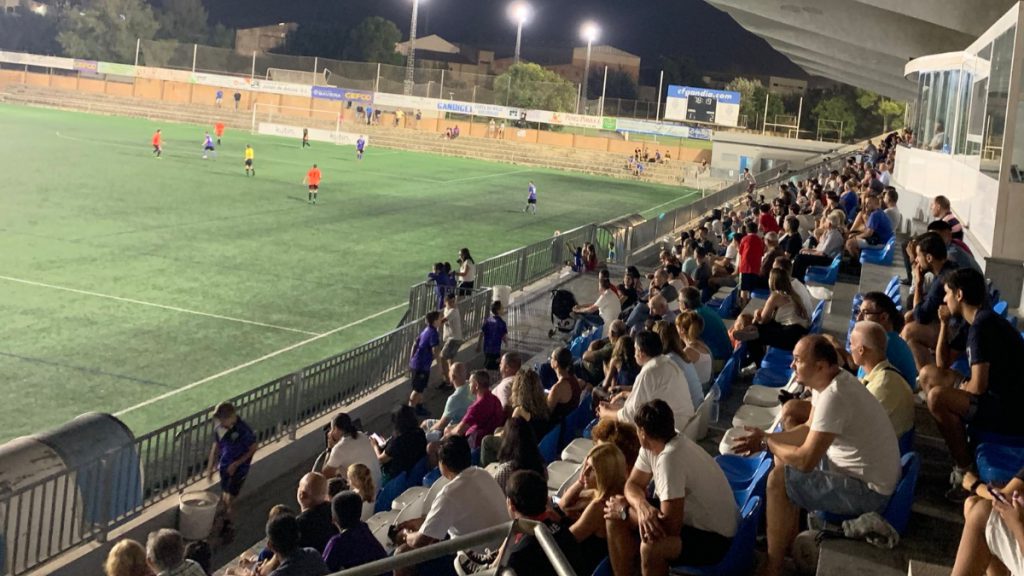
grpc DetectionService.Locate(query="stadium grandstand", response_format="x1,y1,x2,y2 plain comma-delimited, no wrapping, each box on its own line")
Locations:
5,2,1024,576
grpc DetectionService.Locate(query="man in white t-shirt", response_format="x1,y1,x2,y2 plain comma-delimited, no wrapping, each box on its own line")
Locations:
438,293,464,390
321,412,381,489
571,277,621,339
597,331,694,430
733,335,900,576
604,399,737,575
394,436,508,576
490,352,522,410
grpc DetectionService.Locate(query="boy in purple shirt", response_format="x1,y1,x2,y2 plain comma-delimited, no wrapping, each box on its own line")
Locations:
410,311,441,417
477,300,508,370
322,491,387,572
205,402,257,536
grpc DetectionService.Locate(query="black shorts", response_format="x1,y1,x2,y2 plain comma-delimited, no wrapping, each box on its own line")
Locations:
244,159,253,167
527,198,537,204
673,525,732,567
204,145,215,151
410,369,430,393
219,469,248,497
153,145,160,152
484,353,500,371
308,185,319,191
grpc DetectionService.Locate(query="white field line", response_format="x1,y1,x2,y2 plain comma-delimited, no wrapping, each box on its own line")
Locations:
443,168,533,183
113,302,406,416
642,189,704,215
0,275,321,336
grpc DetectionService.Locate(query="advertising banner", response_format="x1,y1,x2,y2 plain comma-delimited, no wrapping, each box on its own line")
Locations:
73,59,99,74
249,78,311,98
97,62,137,77
311,86,374,104
190,71,250,90
664,85,741,127
135,66,192,82
257,122,368,146
615,118,712,141
0,50,75,70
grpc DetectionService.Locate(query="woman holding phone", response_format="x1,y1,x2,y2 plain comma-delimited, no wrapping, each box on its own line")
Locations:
950,466,1024,575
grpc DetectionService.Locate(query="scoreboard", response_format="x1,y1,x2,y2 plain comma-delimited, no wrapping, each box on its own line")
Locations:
663,86,741,127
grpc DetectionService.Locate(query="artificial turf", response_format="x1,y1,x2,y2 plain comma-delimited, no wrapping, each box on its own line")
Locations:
0,103,702,441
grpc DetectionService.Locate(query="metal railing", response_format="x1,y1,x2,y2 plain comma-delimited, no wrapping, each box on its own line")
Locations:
0,289,492,576
332,519,576,576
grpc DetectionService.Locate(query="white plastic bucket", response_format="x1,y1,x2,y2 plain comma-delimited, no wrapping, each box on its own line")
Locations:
492,285,512,310
178,491,219,540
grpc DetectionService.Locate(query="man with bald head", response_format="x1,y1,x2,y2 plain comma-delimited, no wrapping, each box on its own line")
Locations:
295,472,337,553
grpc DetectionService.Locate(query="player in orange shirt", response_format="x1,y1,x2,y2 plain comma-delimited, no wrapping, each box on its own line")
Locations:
151,129,162,158
304,164,322,204
214,122,225,146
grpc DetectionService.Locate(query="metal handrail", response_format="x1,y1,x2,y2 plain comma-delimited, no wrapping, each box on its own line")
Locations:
332,519,576,576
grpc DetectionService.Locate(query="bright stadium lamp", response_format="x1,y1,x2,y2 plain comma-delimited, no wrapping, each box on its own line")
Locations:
508,2,531,64
579,21,600,113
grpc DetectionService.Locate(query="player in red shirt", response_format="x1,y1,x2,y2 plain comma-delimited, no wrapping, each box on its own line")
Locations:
304,164,322,204
151,129,162,158
737,221,765,306
214,122,225,146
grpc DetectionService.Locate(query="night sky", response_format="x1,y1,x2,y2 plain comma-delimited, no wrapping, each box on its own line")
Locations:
205,0,803,79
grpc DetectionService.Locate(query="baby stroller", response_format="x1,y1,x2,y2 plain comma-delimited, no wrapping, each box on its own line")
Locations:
548,288,578,339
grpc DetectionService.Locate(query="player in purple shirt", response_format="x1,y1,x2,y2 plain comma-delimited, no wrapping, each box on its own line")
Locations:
356,136,366,160
205,402,257,535
522,181,538,214
409,311,441,417
477,300,508,370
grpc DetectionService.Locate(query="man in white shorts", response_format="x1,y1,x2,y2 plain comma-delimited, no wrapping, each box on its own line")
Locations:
438,293,463,390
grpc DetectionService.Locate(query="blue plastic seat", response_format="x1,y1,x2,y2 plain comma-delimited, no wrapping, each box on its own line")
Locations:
592,556,612,576
716,451,772,489
713,356,739,400
994,300,1009,317
761,347,793,369
752,365,792,387
731,457,773,508
751,288,771,300
884,276,902,310
951,356,970,378
422,467,442,487
539,424,563,464
805,255,841,286
809,301,826,334
717,289,739,319
471,447,481,466
562,397,595,448
582,417,599,439
860,237,897,265
817,452,920,535
375,471,408,513
408,456,430,490
672,497,763,576
977,442,1024,484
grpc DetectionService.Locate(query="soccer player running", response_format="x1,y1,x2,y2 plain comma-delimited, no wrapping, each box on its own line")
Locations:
244,145,255,177
202,132,216,159
302,128,310,148
151,129,162,158
356,135,366,160
214,121,225,146
523,180,538,214
304,163,322,204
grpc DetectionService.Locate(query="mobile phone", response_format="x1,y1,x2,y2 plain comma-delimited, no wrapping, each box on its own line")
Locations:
989,484,1009,504
370,432,386,446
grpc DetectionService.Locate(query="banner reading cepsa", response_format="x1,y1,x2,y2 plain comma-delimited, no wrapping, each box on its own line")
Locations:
257,122,368,147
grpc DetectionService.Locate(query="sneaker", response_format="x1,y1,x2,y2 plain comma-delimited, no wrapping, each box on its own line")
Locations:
414,405,432,418
842,512,899,549
454,549,498,576
740,363,759,378
945,467,969,502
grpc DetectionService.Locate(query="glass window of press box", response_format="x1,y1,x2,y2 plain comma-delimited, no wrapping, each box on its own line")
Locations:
908,18,1020,182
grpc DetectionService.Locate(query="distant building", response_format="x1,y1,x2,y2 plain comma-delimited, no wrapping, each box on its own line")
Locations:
2,0,47,15
767,76,807,95
235,23,298,56
493,44,641,85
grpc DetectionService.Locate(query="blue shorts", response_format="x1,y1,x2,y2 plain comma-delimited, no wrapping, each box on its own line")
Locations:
410,369,430,393
785,465,890,517
219,469,248,497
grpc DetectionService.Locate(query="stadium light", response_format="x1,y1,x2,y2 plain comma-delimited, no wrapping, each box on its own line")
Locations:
579,22,600,114
508,2,531,64
404,0,425,96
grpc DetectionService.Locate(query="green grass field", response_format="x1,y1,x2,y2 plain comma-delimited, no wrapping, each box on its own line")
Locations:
0,103,701,442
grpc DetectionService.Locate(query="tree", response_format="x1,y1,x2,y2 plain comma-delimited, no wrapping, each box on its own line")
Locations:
277,21,350,59
725,77,785,130
343,17,401,65
57,0,159,62
811,93,857,140
855,88,906,133
587,68,637,101
659,54,703,89
0,13,61,55
155,0,206,44
494,62,577,114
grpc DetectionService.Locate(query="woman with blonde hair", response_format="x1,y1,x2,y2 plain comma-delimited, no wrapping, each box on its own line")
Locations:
104,539,152,576
653,320,704,409
675,311,713,386
346,463,376,521
568,443,628,575
793,208,846,281
508,368,552,439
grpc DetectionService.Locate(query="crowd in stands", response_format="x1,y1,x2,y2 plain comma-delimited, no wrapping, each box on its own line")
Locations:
101,132,1024,576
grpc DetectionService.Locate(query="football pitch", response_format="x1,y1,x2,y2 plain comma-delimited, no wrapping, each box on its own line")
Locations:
0,104,701,442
